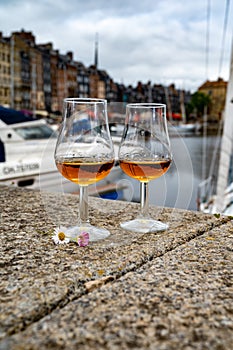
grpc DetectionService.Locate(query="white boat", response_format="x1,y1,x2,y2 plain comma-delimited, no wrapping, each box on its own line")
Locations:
0,107,69,191
0,106,122,196
168,122,201,137
197,39,233,216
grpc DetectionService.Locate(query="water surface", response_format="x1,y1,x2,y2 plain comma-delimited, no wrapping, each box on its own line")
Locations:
117,135,221,211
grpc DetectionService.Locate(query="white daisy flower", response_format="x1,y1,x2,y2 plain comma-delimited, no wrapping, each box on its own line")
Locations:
52,226,70,244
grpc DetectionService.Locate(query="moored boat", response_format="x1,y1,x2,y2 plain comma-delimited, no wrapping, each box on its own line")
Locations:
0,106,122,197
197,39,233,216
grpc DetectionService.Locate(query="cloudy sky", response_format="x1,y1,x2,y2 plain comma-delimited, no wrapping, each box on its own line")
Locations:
0,0,233,92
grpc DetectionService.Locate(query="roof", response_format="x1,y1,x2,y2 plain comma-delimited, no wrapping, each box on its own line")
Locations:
0,106,35,125
198,78,227,90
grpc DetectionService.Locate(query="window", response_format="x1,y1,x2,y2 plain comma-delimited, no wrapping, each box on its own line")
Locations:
14,124,57,140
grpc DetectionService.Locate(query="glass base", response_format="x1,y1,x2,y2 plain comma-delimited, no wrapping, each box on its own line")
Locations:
67,223,110,242
120,218,169,233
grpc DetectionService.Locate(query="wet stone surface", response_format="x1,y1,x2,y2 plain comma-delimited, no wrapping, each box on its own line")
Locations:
0,186,232,349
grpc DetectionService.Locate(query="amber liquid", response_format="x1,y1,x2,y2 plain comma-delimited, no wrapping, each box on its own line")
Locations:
56,159,114,185
119,159,171,182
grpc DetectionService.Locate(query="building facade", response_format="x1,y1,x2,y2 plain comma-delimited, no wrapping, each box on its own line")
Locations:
198,78,227,121
0,33,10,107
76,62,89,98
0,29,193,118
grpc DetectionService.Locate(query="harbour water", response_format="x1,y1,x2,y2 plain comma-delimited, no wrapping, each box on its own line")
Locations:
112,134,221,212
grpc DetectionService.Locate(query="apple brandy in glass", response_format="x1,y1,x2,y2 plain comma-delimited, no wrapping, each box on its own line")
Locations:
54,98,115,241
118,103,172,233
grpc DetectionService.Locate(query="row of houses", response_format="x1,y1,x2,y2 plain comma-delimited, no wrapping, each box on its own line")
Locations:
0,29,193,118
0,29,227,121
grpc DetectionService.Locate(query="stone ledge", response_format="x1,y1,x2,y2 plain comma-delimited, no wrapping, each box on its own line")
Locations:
0,186,232,349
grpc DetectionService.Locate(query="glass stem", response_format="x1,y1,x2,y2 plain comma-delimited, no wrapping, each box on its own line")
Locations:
79,185,90,225
140,182,149,218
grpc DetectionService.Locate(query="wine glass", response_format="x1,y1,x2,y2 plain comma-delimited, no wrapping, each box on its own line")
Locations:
118,103,172,233
54,98,115,241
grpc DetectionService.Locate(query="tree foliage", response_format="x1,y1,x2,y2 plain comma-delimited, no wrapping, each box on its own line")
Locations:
187,91,211,119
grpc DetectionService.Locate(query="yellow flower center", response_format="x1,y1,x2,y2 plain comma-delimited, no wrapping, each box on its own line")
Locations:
58,232,66,241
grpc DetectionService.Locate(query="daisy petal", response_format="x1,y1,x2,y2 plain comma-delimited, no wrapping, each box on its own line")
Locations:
52,226,70,244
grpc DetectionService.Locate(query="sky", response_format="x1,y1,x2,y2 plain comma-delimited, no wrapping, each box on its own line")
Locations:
0,0,233,92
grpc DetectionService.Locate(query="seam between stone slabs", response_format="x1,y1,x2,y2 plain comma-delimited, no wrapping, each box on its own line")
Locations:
3,215,231,340
108,216,232,282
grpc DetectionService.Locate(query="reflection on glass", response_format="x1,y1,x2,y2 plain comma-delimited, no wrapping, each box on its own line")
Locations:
119,103,172,233
54,98,114,241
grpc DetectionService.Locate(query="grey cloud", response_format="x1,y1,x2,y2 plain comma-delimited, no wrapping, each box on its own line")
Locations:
0,0,232,91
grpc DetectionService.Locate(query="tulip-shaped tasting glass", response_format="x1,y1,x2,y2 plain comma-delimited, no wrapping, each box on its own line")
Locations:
54,98,115,241
118,103,172,233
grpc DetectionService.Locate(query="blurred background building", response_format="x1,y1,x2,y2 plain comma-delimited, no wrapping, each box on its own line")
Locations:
0,29,227,123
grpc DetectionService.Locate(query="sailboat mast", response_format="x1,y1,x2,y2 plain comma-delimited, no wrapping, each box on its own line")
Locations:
164,86,172,121
215,37,233,212
180,89,186,124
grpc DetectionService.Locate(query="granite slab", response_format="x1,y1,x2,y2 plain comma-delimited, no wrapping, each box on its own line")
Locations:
0,186,232,349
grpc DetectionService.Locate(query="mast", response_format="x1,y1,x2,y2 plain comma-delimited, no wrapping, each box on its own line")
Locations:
164,86,172,121
180,89,186,124
215,37,233,212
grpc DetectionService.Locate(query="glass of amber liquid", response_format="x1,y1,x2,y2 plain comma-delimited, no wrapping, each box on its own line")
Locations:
54,98,114,241
119,103,172,233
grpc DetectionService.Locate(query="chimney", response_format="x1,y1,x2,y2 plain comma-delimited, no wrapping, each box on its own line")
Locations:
67,51,73,61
